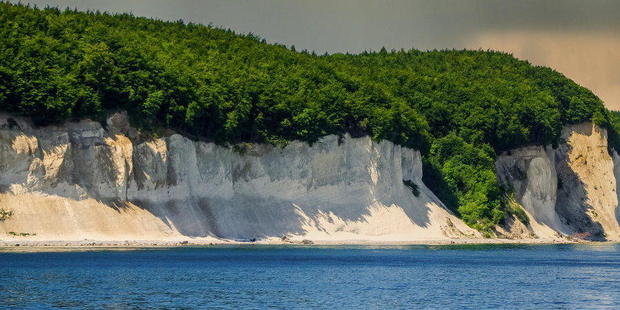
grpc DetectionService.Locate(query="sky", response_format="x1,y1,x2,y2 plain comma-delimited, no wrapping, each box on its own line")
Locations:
9,0,620,109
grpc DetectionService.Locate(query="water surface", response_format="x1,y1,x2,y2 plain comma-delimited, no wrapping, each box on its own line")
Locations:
1,244,619,309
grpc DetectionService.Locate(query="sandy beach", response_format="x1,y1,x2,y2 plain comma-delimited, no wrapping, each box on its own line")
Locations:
0,236,579,251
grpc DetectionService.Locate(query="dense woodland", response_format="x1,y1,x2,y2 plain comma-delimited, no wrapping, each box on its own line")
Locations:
1,2,617,233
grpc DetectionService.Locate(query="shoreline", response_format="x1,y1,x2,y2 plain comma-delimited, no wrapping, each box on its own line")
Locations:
0,237,592,251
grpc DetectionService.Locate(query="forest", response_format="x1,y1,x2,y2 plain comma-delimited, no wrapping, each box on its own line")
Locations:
1,2,617,233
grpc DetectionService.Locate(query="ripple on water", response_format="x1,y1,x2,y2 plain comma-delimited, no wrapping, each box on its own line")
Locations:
0,244,619,309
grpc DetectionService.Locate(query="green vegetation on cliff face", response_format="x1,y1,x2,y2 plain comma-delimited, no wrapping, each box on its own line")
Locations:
606,111,620,150
0,2,616,233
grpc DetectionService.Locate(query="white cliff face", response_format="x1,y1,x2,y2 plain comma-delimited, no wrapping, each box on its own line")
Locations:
0,113,477,242
4,112,619,243
496,146,565,239
497,122,620,241
556,123,620,240
612,151,620,229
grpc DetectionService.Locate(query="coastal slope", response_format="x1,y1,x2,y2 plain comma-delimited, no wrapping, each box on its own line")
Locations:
3,113,620,244
496,122,620,241
0,113,478,243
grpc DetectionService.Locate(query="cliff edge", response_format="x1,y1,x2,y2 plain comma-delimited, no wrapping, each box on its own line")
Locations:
0,112,478,243
2,113,618,244
496,122,620,241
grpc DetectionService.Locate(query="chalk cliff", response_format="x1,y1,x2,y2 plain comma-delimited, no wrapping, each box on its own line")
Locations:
0,113,478,243
3,112,619,243
496,122,620,241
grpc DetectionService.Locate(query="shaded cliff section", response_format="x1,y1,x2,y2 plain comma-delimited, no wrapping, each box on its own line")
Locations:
0,112,478,242
496,122,620,241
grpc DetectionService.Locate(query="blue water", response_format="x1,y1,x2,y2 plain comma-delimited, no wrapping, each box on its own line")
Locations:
1,244,619,309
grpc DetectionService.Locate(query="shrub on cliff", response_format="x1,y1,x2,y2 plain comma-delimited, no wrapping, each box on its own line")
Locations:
0,208,12,221
423,133,504,232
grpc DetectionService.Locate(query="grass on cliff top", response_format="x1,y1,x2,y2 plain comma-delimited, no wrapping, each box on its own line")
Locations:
0,2,617,234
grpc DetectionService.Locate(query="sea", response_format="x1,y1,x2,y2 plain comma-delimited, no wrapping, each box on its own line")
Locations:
1,243,619,309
